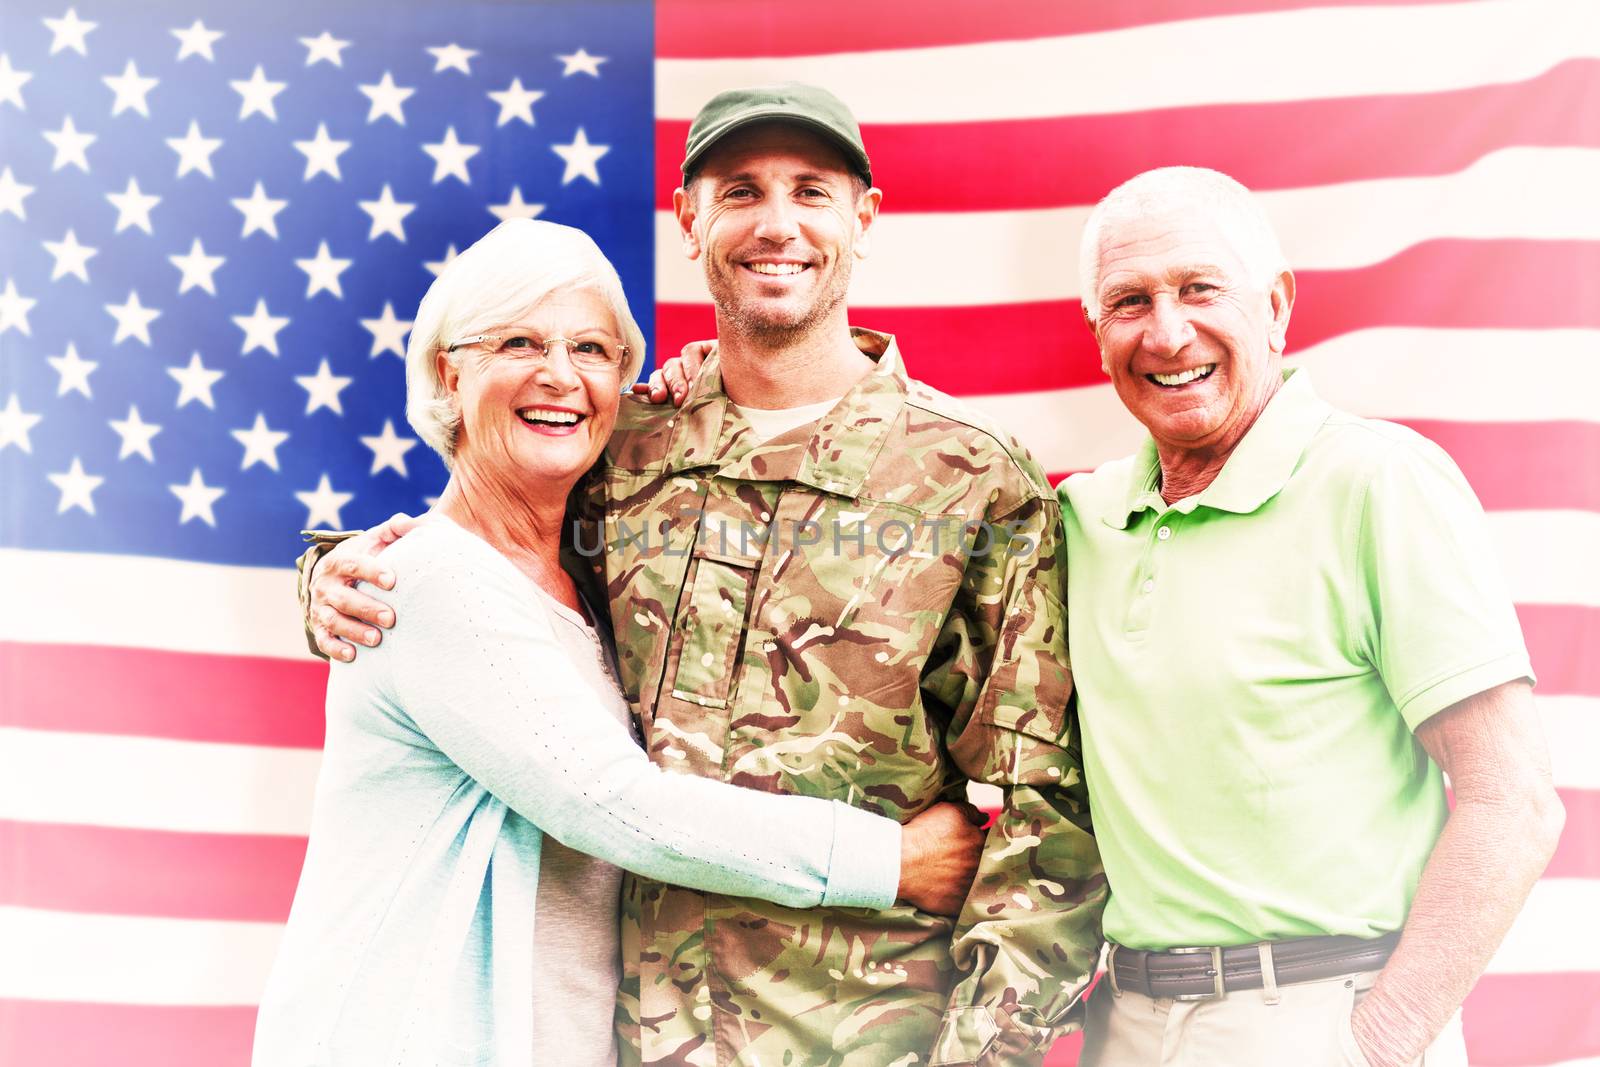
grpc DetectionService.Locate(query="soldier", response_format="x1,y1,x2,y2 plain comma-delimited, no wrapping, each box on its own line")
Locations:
300,84,1105,1066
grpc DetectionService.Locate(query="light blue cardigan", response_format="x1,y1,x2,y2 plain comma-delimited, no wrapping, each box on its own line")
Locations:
252,518,900,1066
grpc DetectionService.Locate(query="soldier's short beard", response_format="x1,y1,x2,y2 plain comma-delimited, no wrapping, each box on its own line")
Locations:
705,251,854,347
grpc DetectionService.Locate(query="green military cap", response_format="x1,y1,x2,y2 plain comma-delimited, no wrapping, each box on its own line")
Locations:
681,81,872,185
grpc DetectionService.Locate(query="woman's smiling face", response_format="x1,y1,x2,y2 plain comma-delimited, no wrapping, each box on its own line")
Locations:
440,286,624,493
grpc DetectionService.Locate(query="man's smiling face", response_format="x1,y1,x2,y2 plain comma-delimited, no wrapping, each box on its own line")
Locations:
676,122,879,341
1090,208,1293,460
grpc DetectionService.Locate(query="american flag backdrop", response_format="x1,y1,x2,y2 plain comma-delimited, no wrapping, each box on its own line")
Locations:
1,1,1596,1064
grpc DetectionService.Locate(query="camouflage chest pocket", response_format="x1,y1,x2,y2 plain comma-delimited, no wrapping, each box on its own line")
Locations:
666,545,759,708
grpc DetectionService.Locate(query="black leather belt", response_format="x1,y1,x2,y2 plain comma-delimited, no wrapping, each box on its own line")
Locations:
1108,931,1401,1001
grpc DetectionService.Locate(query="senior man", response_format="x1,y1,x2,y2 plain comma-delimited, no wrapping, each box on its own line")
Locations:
1058,167,1564,1067
301,84,1104,1066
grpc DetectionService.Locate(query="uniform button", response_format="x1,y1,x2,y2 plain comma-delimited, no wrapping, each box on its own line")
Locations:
1157,525,1172,541
1141,578,1155,594
759,511,771,522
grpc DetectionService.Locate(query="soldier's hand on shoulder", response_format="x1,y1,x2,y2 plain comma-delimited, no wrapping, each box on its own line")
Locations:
629,339,711,407
310,512,417,661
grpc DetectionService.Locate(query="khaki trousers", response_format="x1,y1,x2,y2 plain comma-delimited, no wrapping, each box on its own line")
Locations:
1081,965,1469,1067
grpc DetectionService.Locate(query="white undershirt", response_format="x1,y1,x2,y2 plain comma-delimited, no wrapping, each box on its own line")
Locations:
732,396,841,445
700,399,844,553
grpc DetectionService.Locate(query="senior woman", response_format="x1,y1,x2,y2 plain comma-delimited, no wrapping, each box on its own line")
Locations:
251,220,982,1067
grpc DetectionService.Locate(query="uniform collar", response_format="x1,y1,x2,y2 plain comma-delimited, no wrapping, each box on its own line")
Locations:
1106,367,1332,528
663,327,907,498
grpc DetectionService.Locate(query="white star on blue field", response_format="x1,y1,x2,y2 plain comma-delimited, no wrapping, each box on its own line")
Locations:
0,0,653,565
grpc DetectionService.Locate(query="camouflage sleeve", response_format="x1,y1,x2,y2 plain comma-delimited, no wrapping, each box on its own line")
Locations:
925,493,1107,1066
295,528,361,660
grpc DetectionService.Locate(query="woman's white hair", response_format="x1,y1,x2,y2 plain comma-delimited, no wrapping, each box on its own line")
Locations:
1078,166,1287,323
405,218,647,466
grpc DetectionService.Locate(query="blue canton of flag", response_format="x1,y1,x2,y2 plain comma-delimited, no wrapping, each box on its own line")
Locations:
0,0,654,567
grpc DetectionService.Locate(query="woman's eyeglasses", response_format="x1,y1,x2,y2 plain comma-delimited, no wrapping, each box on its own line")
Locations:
445,331,629,372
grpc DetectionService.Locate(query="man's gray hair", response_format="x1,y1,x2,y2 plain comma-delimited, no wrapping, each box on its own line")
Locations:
405,218,647,467
1078,166,1288,323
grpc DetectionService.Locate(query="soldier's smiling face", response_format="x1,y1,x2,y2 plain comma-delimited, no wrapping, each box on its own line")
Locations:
674,123,880,340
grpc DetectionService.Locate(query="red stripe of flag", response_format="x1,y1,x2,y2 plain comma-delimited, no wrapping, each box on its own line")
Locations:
1293,241,1600,352
1045,1029,1084,1066
1462,971,1600,1066
1546,790,1600,880
656,0,1470,59
1517,604,1600,699
0,1002,259,1067
656,60,1600,210
0,820,306,923
1395,421,1600,514
658,240,1600,398
0,642,327,748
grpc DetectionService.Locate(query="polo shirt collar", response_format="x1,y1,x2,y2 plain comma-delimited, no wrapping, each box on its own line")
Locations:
663,327,907,498
1107,367,1332,528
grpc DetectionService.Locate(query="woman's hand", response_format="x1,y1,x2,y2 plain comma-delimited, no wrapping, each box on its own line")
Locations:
630,340,713,406
895,800,988,917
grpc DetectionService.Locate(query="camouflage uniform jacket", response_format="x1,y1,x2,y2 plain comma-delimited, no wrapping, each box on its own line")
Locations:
578,330,1105,1067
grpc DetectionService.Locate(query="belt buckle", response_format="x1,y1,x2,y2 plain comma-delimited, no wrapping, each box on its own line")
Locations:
1168,945,1226,1001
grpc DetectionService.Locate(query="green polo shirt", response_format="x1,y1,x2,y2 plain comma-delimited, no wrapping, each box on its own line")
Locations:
1059,369,1533,950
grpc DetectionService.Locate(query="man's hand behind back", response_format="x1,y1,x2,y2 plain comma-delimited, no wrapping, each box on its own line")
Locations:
308,512,418,661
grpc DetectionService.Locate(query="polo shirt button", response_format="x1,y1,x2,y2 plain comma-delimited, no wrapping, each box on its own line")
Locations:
1141,578,1155,594
1157,525,1172,541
